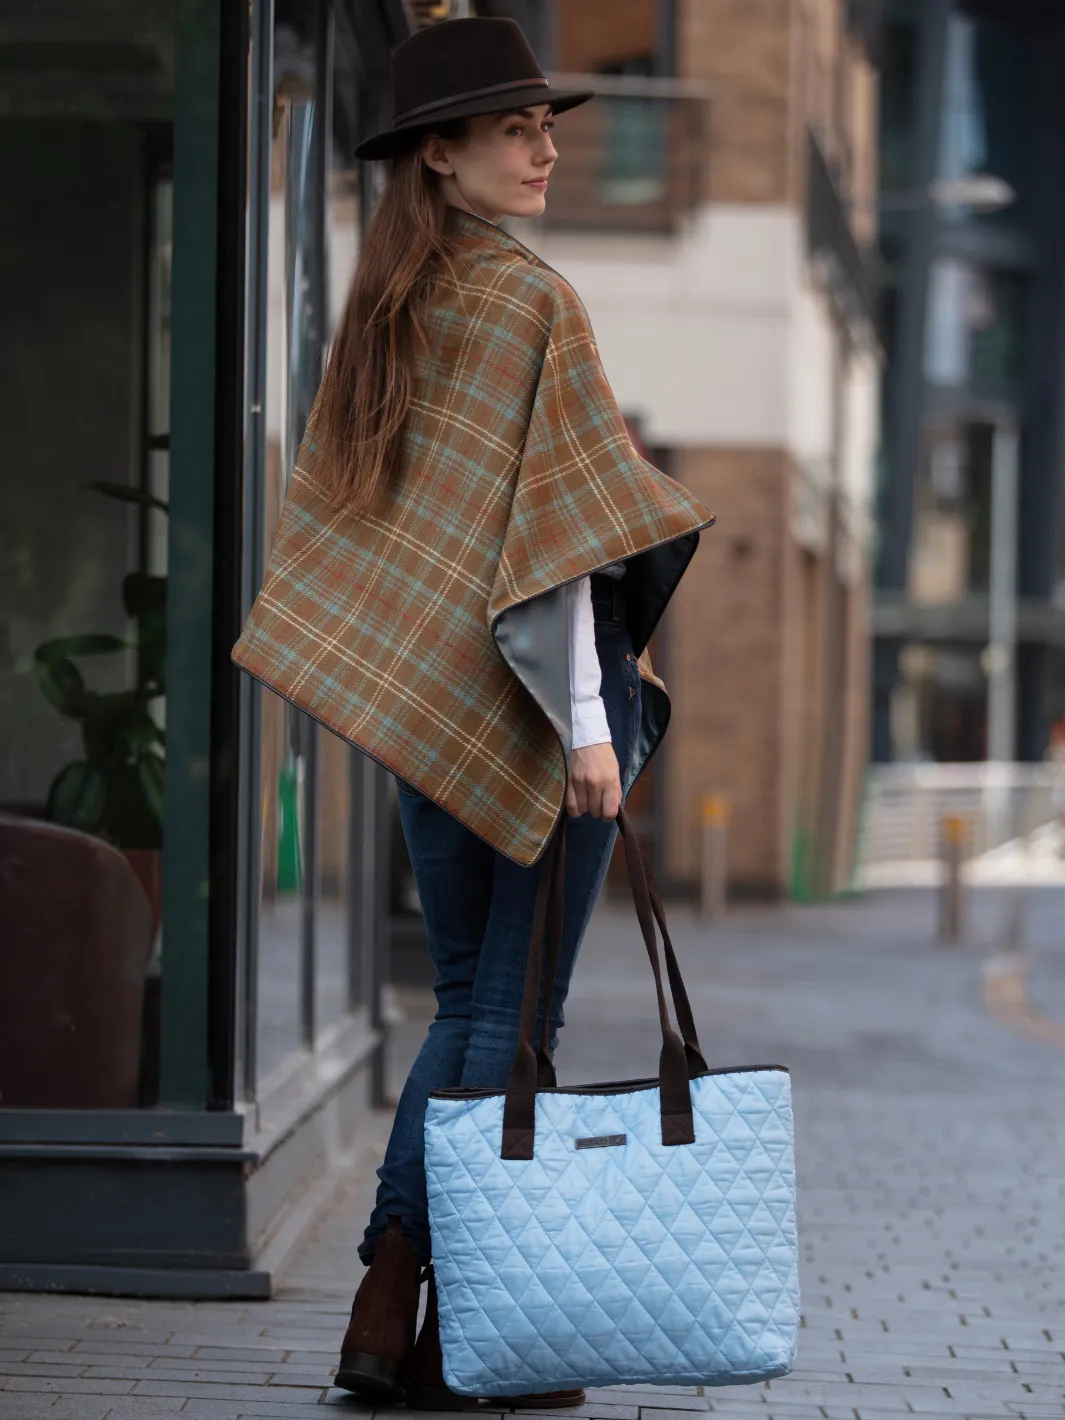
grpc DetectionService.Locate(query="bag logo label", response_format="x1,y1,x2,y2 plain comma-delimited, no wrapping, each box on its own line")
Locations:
575,1133,627,1150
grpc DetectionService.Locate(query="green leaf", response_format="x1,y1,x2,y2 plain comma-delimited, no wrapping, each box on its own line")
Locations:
34,654,85,716
46,761,107,832
85,481,169,515
36,633,127,660
137,753,165,827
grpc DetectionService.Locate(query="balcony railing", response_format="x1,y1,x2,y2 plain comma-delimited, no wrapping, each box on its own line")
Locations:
806,127,877,329
542,73,711,234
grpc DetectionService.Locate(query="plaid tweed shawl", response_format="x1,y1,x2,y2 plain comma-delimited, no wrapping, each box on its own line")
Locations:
233,209,713,866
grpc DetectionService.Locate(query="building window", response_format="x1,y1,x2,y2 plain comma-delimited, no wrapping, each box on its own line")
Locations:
880,17,918,192
245,0,377,1099
923,259,1026,395
908,417,995,605
0,5,221,1108
893,643,987,762
938,14,1031,221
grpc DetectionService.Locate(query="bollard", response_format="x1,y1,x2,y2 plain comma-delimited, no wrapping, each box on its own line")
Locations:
939,813,968,945
700,793,730,923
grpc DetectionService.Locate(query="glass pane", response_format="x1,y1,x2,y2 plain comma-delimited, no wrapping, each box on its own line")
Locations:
254,31,318,1085
256,695,308,1082
312,74,369,1025
316,730,352,1034
0,2,216,1108
880,18,918,192
938,16,1031,221
924,259,1025,394
892,643,987,762
908,417,995,605
252,3,363,1082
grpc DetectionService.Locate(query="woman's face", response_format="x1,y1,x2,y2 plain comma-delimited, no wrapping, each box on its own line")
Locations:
421,104,558,223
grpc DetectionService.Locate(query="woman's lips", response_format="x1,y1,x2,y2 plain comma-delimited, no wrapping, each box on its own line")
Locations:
523,178,548,190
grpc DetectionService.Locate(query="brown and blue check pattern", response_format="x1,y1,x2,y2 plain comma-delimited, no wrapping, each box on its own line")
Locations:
233,209,713,866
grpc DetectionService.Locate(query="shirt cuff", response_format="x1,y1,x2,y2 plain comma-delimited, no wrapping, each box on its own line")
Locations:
571,698,612,750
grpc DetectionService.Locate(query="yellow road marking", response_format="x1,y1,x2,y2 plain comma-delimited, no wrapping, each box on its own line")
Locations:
983,952,1065,1049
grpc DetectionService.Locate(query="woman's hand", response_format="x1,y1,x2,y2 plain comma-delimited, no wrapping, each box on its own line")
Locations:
567,743,622,820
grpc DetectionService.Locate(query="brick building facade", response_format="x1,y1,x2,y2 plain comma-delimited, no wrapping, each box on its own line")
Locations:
531,0,880,896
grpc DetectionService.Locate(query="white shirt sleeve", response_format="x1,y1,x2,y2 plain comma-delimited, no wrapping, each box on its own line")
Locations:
566,577,612,750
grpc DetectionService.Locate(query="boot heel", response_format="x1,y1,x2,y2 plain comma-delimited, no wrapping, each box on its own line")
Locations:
335,1349,405,1403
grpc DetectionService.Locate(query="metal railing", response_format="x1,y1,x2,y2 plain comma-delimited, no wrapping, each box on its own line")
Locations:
859,762,1063,870
543,73,711,234
806,127,876,328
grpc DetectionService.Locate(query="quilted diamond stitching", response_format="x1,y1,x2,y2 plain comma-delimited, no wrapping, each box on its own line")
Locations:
425,1069,800,1394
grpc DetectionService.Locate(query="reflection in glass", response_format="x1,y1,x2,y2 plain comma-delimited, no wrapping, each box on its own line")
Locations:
316,729,352,1034
255,53,319,1085
0,8,184,1107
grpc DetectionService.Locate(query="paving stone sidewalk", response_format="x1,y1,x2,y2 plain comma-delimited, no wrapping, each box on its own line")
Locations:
2,885,1064,1420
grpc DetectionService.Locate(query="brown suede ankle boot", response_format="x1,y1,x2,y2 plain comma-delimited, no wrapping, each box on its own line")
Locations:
403,1267,586,1411
334,1215,422,1403
402,1266,480,1411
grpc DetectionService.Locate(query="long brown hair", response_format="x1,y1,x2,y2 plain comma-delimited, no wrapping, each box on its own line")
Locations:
313,123,466,516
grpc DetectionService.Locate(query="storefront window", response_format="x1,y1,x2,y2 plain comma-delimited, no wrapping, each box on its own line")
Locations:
316,733,355,1033
0,3,220,1108
246,0,376,1094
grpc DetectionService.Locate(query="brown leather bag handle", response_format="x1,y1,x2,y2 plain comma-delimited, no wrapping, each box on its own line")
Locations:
501,822,565,1158
532,820,708,1074
501,807,702,1161
632,831,709,1076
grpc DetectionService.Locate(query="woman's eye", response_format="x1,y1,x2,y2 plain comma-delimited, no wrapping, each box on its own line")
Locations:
507,125,523,137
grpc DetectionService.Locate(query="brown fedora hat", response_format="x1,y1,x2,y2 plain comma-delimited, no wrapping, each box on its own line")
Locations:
355,17,593,162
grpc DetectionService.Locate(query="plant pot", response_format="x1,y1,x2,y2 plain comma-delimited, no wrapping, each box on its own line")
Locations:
122,847,163,942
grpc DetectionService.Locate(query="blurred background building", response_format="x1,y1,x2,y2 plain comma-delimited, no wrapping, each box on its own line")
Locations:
516,0,880,902
4,0,1063,1297
874,0,1065,772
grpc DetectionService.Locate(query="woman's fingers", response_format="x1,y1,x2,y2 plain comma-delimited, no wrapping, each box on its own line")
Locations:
565,779,582,818
568,744,621,820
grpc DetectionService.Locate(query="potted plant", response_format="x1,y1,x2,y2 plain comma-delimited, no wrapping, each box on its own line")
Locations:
33,482,167,930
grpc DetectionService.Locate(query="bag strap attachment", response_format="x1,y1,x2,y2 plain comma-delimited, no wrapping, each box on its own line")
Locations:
501,807,704,1161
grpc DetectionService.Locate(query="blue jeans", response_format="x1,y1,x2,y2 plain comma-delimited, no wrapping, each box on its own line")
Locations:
360,577,642,1263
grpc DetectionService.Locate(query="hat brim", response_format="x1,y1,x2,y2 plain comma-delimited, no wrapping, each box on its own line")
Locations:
354,86,594,161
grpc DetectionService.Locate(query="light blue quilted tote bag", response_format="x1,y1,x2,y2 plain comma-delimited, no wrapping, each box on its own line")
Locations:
425,809,800,1395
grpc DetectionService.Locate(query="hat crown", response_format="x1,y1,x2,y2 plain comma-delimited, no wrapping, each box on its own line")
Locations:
390,17,546,123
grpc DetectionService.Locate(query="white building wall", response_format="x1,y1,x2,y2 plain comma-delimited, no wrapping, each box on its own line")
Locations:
787,279,837,470
527,204,838,465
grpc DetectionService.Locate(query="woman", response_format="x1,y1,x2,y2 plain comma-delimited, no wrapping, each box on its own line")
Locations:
234,16,713,1410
